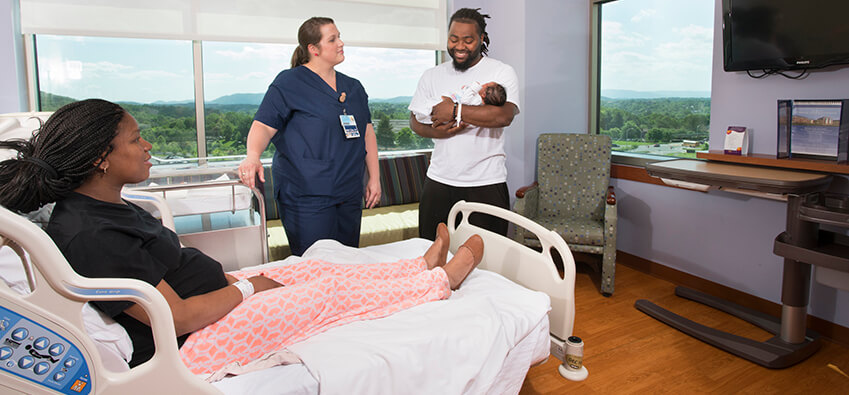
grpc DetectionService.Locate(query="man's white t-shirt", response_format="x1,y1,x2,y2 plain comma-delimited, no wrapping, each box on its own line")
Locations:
409,57,520,187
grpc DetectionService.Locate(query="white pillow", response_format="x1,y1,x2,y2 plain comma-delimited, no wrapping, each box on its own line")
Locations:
0,245,134,366
0,113,50,161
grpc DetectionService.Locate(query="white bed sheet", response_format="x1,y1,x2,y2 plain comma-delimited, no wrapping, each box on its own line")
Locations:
212,238,551,395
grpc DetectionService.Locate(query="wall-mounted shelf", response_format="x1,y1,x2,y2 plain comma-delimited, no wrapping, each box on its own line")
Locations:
696,150,849,175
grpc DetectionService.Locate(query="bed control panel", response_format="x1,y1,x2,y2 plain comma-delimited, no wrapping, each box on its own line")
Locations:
0,305,91,394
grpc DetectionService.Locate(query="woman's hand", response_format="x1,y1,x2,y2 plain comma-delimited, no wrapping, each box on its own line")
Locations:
238,157,265,189
239,121,278,189
365,177,381,209
248,275,285,293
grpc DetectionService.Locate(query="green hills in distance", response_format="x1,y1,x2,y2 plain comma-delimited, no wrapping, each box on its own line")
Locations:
38,90,710,157
42,89,710,110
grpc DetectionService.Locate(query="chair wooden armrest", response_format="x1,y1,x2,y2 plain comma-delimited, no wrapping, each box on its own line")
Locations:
606,185,616,205
516,181,539,198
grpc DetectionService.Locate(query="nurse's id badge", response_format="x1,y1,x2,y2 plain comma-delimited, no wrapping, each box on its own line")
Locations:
340,114,360,139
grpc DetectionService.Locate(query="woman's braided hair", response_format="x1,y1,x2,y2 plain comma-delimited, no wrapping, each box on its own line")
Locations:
0,99,126,213
450,8,491,56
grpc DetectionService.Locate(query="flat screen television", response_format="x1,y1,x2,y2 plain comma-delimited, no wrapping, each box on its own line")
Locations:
723,0,849,72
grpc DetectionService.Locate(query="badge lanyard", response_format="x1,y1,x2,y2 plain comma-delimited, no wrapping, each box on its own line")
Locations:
338,92,360,139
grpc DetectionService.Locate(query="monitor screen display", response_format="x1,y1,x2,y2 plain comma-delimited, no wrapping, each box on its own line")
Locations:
723,0,849,71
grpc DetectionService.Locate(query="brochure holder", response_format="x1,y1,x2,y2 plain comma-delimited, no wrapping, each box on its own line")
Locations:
724,126,748,155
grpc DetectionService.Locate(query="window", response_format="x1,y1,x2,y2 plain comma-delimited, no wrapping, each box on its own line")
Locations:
201,41,294,160
34,37,435,163
23,1,447,166
595,0,713,158
202,42,436,157
338,46,435,152
35,35,198,161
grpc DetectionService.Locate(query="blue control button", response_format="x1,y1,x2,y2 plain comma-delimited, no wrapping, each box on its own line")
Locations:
18,355,34,369
48,343,64,356
54,371,66,382
33,361,50,375
11,327,28,341
63,358,75,368
0,347,12,360
33,337,49,350
0,319,8,331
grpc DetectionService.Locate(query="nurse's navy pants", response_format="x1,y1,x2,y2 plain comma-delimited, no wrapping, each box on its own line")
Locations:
278,195,362,256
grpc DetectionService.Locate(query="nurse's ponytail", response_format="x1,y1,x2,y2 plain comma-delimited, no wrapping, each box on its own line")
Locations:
290,16,335,69
290,46,310,69
0,99,125,213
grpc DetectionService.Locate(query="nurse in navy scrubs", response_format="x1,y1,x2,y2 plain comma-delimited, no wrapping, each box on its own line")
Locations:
238,17,380,256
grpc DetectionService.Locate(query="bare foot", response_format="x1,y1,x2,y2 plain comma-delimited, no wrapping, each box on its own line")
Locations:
442,234,484,290
423,223,450,269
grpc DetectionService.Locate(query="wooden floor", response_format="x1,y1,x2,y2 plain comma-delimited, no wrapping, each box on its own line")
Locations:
520,264,849,394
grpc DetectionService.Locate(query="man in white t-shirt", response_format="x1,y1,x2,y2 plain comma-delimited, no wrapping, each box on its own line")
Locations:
408,7,520,240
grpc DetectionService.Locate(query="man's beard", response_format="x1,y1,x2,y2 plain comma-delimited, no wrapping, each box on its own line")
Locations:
450,45,482,71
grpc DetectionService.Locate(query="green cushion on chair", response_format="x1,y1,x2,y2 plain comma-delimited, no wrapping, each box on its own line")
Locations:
532,217,605,247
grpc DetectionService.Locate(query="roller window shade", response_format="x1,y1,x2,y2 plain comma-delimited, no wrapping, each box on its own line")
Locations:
19,0,447,50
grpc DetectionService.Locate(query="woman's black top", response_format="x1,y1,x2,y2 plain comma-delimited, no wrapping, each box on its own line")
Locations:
46,192,228,367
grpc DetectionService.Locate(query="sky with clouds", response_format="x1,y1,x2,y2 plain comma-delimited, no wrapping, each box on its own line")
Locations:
35,0,715,104
35,35,434,103
600,0,715,94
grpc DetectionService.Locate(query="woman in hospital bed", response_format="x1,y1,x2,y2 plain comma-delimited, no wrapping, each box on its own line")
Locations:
0,99,484,375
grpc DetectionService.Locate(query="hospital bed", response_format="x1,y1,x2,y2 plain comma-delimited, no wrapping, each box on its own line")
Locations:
0,112,583,394
0,196,582,394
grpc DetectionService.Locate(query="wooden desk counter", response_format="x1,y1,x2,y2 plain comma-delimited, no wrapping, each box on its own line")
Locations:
647,159,833,195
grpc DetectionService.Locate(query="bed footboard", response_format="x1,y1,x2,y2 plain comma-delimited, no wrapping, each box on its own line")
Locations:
448,201,588,380
447,201,576,342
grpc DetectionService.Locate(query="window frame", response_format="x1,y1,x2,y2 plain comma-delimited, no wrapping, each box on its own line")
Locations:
590,0,712,168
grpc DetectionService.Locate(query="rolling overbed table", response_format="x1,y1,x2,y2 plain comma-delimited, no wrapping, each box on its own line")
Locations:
639,158,839,368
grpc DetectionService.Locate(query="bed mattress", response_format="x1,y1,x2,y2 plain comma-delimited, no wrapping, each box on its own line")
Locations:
211,238,552,395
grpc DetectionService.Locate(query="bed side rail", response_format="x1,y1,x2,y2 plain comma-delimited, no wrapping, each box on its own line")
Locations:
0,204,219,394
120,188,176,232
127,180,269,268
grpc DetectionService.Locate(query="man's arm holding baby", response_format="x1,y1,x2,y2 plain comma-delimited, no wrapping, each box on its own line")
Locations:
430,96,518,128
410,110,467,138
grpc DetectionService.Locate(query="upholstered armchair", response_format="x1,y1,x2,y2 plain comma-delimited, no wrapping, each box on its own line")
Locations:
513,133,617,296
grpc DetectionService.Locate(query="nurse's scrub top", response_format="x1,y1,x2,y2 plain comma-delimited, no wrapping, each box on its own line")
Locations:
254,65,372,204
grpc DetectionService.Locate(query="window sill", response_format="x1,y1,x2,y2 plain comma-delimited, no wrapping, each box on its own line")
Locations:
611,152,698,190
